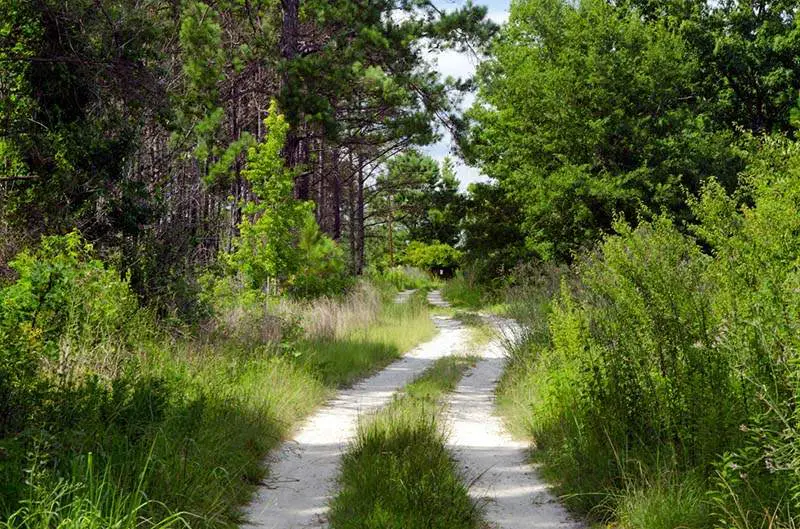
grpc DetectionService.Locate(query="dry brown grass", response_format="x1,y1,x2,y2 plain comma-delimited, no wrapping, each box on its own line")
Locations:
203,280,384,347
302,282,382,340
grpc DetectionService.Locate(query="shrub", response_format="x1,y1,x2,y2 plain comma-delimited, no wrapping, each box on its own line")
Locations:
288,215,353,299
0,232,138,435
695,140,800,526
499,143,800,526
402,241,461,272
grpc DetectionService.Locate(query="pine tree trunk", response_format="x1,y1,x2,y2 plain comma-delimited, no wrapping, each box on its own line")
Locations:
356,155,365,274
332,152,341,240
280,0,307,199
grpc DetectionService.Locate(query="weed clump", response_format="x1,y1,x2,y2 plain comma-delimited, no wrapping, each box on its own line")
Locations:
329,356,480,529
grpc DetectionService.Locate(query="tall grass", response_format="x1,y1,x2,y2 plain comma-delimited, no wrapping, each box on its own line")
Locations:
369,266,436,292
302,283,383,340
1,250,437,529
2,453,188,529
439,272,487,309
328,356,480,529
297,290,436,387
497,143,800,529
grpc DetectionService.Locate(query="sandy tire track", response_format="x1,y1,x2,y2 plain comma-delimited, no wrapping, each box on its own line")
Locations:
444,318,581,529
243,306,468,528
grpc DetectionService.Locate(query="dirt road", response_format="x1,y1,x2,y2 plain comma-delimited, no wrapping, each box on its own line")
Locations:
244,292,578,528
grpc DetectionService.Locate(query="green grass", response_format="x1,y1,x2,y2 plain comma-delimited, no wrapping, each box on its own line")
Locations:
1,286,437,529
2,453,188,529
328,356,481,529
452,311,495,353
615,474,710,529
297,293,435,387
440,274,489,309
495,313,715,529
496,334,716,528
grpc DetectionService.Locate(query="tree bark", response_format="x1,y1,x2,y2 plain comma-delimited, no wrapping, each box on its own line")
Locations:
355,154,365,274
332,151,341,240
280,0,308,199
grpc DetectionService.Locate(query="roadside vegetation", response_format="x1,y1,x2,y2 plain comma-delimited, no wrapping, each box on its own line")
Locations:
329,355,480,529
0,235,435,529
7,0,800,526
494,139,800,528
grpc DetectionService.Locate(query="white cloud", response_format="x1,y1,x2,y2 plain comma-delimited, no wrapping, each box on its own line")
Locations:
428,49,480,80
486,10,510,24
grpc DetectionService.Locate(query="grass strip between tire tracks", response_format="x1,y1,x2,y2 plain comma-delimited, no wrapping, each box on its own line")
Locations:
328,354,483,529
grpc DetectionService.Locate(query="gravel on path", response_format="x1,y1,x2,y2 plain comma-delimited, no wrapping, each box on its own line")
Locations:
426,289,450,307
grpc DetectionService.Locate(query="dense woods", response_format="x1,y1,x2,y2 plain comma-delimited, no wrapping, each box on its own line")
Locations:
5,0,800,527
1,0,491,307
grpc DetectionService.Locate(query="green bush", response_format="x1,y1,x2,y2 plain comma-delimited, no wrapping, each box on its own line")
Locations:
288,215,353,299
402,241,461,272
0,232,138,435
499,141,800,527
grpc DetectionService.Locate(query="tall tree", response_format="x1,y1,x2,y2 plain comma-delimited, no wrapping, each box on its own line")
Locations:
464,0,743,260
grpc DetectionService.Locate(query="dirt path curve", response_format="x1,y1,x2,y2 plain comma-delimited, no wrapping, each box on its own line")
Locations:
444,317,581,529
244,304,468,528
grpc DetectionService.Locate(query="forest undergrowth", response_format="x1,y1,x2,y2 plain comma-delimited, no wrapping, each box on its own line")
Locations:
0,240,434,529
489,138,800,528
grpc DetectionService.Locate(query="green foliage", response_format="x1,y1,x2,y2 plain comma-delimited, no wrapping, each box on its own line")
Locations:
0,232,434,527
704,0,800,134
0,232,138,435
228,101,310,287
697,138,800,527
289,215,353,299
0,0,166,247
497,142,800,526
465,0,744,260
460,182,529,283
329,356,480,529
369,266,433,292
440,273,489,310
402,241,461,272
378,153,465,248
226,100,350,297
176,1,231,168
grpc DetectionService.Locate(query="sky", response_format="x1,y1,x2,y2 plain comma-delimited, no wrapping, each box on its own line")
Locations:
423,0,511,190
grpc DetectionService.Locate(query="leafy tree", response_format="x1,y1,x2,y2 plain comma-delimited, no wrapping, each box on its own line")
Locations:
228,101,348,296
378,152,465,247
706,0,800,134
228,101,313,289
461,182,529,282
0,0,168,245
402,241,461,272
465,0,743,260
